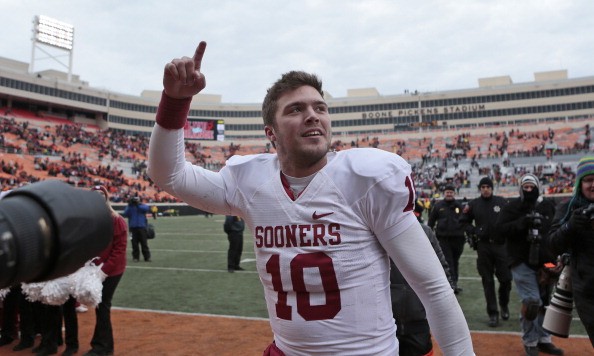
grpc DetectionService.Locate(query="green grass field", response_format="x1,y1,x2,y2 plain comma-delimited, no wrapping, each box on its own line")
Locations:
114,215,587,336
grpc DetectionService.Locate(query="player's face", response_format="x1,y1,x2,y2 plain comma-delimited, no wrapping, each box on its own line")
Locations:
268,85,331,173
581,174,594,202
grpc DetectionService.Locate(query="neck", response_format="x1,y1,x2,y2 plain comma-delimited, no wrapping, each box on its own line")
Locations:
278,154,327,178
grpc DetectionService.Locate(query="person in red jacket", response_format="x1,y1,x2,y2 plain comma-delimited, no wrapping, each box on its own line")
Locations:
83,185,128,356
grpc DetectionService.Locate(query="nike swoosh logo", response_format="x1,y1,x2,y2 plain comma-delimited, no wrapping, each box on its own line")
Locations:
312,211,334,220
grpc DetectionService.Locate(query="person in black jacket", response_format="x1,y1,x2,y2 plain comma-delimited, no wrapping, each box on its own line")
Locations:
461,176,512,327
224,215,245,272
496,173,563,356
391,210,454,356
428,184,465,294
547,156,594,347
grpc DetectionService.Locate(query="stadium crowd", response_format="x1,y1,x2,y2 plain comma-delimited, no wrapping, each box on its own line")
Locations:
0,110,590,203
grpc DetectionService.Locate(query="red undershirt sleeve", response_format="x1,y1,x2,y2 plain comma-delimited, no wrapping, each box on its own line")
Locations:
155,91,192,130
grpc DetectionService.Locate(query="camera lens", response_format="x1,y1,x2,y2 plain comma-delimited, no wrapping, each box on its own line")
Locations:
0,195,54,288
0,181,113,289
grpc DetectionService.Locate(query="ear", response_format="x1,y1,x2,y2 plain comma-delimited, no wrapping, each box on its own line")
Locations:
265,126,276,142
264,126,277,149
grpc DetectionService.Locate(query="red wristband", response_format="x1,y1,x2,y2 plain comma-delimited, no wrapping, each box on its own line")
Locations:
155,91,192,130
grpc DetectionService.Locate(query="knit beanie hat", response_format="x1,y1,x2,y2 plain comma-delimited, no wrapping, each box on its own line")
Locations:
574,156,594,194
519,173,540,202
478,176,494,189
444,183,456,192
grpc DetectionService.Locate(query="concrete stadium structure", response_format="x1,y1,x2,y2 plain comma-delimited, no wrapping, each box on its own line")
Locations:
2,55,594,202
1,56,593,146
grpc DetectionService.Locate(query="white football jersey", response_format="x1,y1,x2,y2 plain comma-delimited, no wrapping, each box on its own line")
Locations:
148,125,474,356
219,149,416,355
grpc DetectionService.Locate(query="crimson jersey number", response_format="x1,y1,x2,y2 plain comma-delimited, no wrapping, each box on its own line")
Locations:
265,175,413,321
266,252,341,321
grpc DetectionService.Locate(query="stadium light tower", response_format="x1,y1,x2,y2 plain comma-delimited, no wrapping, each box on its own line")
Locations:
30,15,75,82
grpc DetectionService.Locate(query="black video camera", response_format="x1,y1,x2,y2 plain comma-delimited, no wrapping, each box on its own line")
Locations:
526,211,544,266
128,196,140,205
0,180,112,289
526,211,543,230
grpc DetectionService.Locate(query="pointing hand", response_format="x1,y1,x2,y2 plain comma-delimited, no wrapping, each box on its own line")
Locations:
163,41,207,99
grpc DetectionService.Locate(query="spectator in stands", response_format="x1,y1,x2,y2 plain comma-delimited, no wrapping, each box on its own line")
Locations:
547,156,594,347
123,195,151,262
461,176,512,327
496,174,563,356
83,185,128,356
428,184,466,294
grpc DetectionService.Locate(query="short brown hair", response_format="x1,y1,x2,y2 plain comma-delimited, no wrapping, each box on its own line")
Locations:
262,71,324,127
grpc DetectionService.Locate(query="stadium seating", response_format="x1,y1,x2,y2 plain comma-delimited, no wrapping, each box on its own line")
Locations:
1,107,590,201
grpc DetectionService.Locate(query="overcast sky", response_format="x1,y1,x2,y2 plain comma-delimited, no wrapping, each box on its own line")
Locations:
1,0,592,103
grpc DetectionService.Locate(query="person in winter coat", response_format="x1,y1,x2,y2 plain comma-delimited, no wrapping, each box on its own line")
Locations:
496,174,563,356
122,196,151,262
224,215,245,272
460,176,512,327
82,185,127,356
428,184,465,294
547,156,594,348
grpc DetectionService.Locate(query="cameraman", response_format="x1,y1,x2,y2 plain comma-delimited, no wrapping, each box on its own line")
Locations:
496,174,563,356
123,196,151,262
547,156,594,347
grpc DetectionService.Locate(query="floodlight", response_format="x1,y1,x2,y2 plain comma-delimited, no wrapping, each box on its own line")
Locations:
30,15,75,81
34,15,74,50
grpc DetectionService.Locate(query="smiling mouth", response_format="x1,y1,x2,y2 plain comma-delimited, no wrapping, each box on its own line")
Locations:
303,130,323,137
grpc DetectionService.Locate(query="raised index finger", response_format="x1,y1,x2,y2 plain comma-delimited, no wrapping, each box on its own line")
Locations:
193,41,207,72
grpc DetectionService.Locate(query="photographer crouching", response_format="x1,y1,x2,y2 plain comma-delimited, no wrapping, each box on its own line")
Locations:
548,157,594,348
123,196,151,262
496,174,563,356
